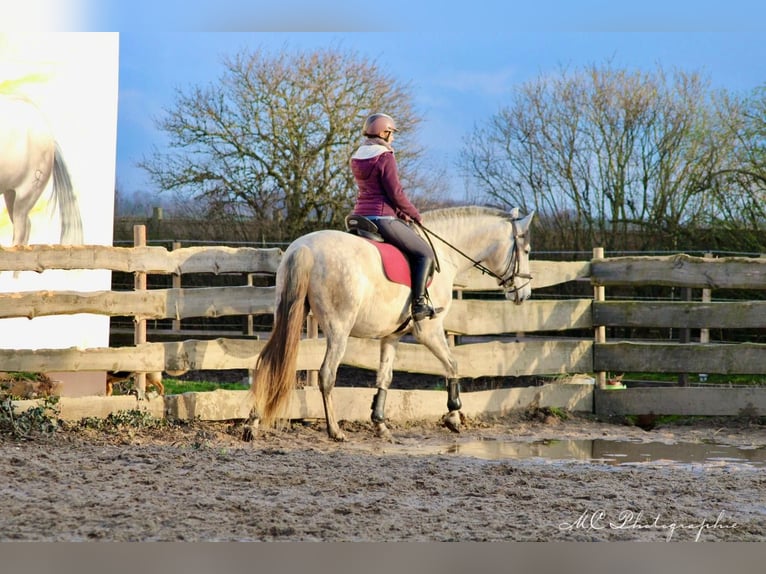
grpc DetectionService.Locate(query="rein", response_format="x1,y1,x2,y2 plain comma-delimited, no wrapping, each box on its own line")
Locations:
416,219,532,293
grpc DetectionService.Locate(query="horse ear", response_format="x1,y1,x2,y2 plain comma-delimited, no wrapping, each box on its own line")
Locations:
518,211,535,232
509,207,520,219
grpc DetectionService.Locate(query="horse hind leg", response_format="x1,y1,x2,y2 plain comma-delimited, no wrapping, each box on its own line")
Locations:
319,332,349,441
7,165,50,248
370,336,399,441
4,189,35,279
13,214,32,247
4,191,32,247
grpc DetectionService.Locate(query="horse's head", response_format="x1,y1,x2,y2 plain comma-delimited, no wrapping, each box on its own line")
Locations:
494,208,534,304
419,205,534,304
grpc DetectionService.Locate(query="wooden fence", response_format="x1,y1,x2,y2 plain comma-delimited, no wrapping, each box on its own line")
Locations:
592,253,766,376
2,233,766,397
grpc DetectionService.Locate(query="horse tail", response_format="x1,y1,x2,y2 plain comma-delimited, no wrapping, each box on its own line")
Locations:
250,245,313,427
52,142,83,244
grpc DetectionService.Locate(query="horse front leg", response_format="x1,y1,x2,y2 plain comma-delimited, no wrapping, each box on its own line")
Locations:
413,321,463,433
444,378,464,433
370,336,399,441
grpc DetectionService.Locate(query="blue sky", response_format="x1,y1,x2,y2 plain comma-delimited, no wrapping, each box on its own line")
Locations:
8,1,766,203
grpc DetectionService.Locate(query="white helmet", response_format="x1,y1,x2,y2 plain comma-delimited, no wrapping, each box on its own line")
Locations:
363,113,397,137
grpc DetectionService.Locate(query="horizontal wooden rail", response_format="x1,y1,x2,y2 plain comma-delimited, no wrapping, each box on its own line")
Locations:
0,286,276,320
593,300,766,329
591,253,766,289
445,299,592,334
0,245,283,274
0,337,593,379
0,284,592,337
456,260,591,291
594,341,766,374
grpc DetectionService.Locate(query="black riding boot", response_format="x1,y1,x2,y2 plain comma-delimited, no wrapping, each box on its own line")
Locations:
411,259,436,321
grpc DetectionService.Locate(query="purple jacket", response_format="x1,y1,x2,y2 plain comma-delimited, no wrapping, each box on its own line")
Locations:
350,144,422,223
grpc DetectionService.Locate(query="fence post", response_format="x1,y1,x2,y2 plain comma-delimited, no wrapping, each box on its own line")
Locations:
700,253,712,346
172,241,182,332
243,273,254,336
593,247,606,389
306,312,318,386
244,272,257,390
677,286,692,386
448,288,463,347
697,252,713,383
133,225,147,395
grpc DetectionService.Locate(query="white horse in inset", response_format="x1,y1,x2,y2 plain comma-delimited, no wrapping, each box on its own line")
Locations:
0,94,83,247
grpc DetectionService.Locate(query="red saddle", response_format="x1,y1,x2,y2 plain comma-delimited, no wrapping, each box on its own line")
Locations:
368,240,412,286
364,239,432,288
345,215,431,288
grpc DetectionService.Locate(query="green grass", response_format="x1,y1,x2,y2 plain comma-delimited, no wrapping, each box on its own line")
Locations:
162,378,249,394
4,371,42,381
79,408,167,430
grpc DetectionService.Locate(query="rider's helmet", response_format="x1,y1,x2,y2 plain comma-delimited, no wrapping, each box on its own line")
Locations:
363,113,397,138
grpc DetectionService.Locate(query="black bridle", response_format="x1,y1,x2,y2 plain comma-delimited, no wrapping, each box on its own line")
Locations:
416,216,533,295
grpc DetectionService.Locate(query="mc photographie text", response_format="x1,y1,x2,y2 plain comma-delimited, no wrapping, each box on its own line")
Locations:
559,509,738,541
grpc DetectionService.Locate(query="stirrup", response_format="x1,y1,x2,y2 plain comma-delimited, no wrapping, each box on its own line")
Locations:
412,302,443,321
411,304,434,322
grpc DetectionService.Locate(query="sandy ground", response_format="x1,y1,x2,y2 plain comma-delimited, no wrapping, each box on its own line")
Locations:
1,411,765,542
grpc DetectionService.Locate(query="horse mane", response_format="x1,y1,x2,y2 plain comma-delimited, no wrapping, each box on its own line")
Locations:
422,205,511,224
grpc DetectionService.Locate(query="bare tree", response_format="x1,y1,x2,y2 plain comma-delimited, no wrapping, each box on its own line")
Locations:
139,46,421,241
459,62,740,252
740,85,766,191
698,86,766,250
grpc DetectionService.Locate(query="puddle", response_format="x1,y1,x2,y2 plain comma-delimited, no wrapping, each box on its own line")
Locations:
395,439,766,468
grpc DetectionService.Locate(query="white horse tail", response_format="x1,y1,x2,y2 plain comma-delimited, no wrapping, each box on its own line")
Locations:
251,245,313,427
52,142,83,244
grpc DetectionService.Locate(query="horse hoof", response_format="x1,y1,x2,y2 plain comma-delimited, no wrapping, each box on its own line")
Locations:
443,411,462,433
374,423,393,442
328,426,347,442
242,419,260,442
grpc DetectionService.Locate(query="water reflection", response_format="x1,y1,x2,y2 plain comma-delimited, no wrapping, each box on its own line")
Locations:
436,439,766,467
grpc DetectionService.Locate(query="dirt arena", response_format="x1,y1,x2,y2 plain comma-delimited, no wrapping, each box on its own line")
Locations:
1,410,765,542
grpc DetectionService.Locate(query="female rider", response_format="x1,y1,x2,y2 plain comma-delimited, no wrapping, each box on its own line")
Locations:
349,112,437,321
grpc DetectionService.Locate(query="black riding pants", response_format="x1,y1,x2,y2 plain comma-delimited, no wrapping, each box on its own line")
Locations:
371,217,434,299
372,217,433,266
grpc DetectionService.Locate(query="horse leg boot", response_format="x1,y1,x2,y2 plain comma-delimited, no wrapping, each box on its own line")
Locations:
370,388,393,441
371,336,398,440
443,378,464,433
411,258,441,321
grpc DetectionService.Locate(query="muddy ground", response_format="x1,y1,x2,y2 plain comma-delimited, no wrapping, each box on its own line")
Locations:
1,406,765,542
